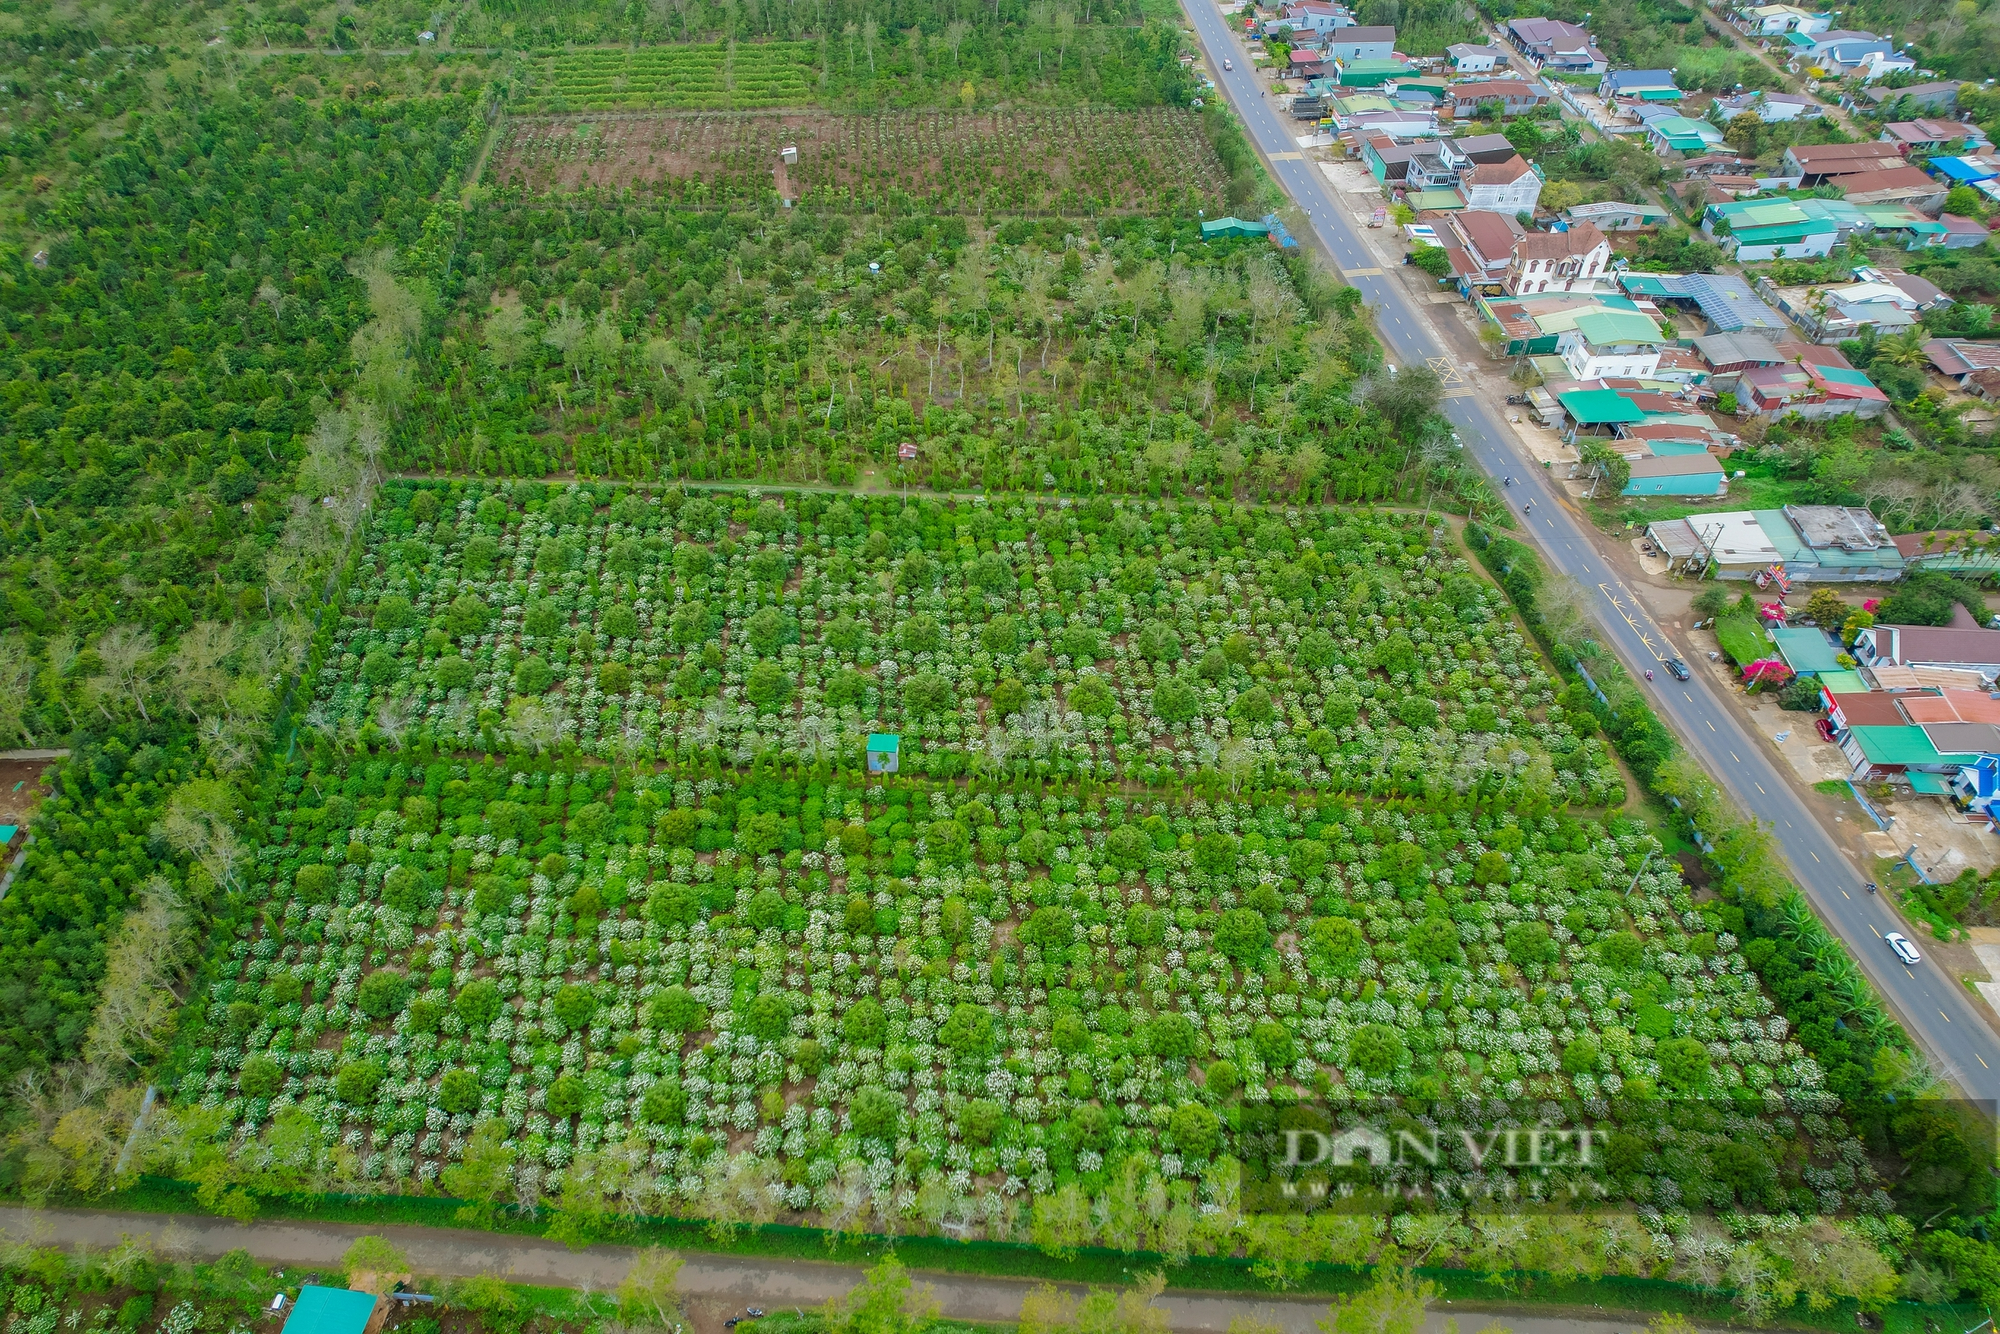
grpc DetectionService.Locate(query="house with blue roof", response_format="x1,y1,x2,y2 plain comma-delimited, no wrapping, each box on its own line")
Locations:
1928,155,2000,185
1951,754,2000,817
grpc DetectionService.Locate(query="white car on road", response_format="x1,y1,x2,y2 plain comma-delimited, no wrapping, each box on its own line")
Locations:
1886,932,1922,966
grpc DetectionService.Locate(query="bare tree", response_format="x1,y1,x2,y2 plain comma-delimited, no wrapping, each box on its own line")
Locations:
83,876,193,1072
89,626,159,722
168,621,240,719
0,637,37,747
153,778,246,895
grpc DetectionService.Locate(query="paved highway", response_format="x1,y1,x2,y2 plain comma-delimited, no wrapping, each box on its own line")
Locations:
1179,0,2000,1100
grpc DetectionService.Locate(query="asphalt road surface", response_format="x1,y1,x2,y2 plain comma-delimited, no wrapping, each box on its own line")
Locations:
1180,0,2000,1102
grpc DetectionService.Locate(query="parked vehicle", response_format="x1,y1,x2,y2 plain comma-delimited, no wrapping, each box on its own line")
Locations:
1224,58,1233,69
1815,717,1837,743
1885,932,1921,966
1664,657,1690,681
1505,393,1529,405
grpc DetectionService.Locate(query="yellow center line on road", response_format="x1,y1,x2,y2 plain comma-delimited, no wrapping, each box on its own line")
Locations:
1270,151,1303,160
1871,923,1882,936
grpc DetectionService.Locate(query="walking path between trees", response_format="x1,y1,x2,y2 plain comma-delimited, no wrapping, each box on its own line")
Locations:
0,1208,1702,1334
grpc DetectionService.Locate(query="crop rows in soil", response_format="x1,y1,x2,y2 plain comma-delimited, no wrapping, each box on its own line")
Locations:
525,44,820,111
492,110,1227,214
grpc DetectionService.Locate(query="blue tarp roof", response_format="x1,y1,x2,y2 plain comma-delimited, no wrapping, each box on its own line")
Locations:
1260,212,1300,248
1931,155,1997,182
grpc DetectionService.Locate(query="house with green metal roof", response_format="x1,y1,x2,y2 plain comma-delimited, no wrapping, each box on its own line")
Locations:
1644,115,1723,155
1840,724,1978,778
1770,627,1846,675
1476,291,1645,355
1625,453,1725,496
1201,217,1271,240
1558,388,1644,428
1703,198,1838,260
1337,58,1414,86
1405,189,1465,211
1558,307,1665,380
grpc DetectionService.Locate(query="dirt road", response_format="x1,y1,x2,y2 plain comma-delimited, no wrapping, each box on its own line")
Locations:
0,1207,1702,1334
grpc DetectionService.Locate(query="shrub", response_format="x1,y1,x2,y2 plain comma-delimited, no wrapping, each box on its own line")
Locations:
1635,1003,1675,1040
851,1085,901,1139
1193,833,1238,876
1407,915,1461,967
1251,1019,1295,1067
1151,678,1199,723
961,1098,1004,1143
1657,1036,1712,1090
1349,1024,1405,1076
1051,1009,1091,1054
1144,1010,1199,1059
547,1074,586,1117
1307,916,1368,975
336,1059,385,1103
743,992,792,1040
456,980,503,1028
1168,1103,1219,1158
940,1003,994,1056
356,969,410,1019
1597,931,1644,969
1502,920,1554,967
439,1068,483,1114
552,984,598,1030
843,997,887,1047
238,1056,282,1098
1205,1059,1241,1097
641,1081,688,1125
1212,907,1269,962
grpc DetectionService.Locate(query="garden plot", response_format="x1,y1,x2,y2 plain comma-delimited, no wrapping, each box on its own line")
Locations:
492,110,1227,214
183,483,1894,1294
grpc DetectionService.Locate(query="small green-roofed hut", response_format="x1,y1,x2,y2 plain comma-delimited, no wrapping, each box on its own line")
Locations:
1200,217,1271,240
282,1289,379,1334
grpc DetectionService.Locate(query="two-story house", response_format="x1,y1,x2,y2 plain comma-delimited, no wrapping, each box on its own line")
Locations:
1557,308,1665,380
1459,153,1542,212
1500,222,1611,295
1326,24,1396,60
1277,0,1351,35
